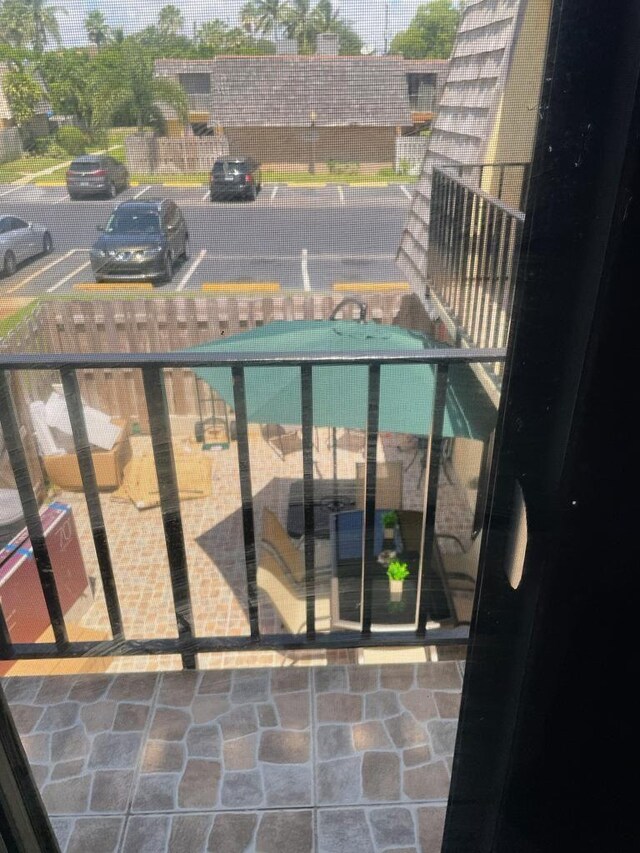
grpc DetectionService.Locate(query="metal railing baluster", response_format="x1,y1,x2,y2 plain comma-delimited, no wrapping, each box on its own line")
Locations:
0,371,68,650
142,366,196,669
231,365,260,642
301,365,316,640
417,363,449,635
60,368,124,643
361,363,381,636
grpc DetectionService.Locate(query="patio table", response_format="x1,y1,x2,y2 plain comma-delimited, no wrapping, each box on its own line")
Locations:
329,509,419,629
286,478,357,539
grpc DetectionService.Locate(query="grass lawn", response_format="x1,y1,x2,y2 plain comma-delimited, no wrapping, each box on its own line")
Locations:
0,129,128,184
0,299,39,338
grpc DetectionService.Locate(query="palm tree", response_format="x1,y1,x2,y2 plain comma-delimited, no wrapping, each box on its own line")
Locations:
313,0,341,34
282,0,315,53
93,50,188,133
84,10,109,49
29,0,67,52
157,4,184,38
0,0,31,48
0,0,65,51
241,0,287,37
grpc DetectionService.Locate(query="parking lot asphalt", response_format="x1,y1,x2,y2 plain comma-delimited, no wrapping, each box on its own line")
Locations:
0,185,412,296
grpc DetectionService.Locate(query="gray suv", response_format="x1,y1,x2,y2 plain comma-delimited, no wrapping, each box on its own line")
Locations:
90,199,189,283
66,155,129,200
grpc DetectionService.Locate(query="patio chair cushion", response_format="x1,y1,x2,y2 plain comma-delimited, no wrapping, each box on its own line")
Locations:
355,461,403,511
261,508,305,583
257,548,331,635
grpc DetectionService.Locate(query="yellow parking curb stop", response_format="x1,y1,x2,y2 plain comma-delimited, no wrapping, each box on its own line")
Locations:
332,282,411,292
73,282,154,291
201,282,281,293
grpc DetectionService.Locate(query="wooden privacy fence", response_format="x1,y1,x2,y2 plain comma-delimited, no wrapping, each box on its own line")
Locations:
2,293,431,437
0,127,23,166
125,134,229,173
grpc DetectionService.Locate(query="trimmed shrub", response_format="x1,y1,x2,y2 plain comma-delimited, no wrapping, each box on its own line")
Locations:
55,126,88,156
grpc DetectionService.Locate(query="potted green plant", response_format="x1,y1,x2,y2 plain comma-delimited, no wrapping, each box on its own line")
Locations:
387,559,409,602
382,510,398,541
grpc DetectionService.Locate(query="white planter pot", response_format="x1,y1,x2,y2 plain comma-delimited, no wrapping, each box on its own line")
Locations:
389,579,404,602
383,527,395,541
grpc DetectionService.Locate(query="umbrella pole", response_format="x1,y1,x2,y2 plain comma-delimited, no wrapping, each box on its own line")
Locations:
332,427,338,494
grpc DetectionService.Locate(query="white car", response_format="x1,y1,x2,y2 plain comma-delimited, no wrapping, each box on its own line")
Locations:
0,215,53,277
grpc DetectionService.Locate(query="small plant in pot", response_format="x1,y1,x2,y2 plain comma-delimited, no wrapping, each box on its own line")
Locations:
382,510,398,541
387,559,409,602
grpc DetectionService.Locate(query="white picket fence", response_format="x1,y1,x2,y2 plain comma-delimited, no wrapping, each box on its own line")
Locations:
395,137,429,176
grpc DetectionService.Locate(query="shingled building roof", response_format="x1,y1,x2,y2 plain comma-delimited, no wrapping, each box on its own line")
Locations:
155,56,414,127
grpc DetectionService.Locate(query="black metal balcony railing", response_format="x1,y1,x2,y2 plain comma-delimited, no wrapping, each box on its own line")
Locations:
0,348,504,671
428,167,526,361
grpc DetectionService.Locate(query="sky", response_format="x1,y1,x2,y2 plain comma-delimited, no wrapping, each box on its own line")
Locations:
60,1,431,52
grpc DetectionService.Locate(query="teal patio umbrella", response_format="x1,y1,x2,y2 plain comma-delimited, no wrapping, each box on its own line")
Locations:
184,319,497,440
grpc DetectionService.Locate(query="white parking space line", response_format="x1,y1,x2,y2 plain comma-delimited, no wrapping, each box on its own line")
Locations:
337,186,345,205
0,185,23,198
131,185,150,200
6,250,76,295
47,259,91,293
176,248,206,292
270,186,279,203
301,248,310,291
399,185,413,200
201,189,210,201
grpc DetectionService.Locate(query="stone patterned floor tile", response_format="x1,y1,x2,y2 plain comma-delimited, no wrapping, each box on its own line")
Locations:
121,815,171,853
65,816,125,853
5,661,460,849
313,664,456,807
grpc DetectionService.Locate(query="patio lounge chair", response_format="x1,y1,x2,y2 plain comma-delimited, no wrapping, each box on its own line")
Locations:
355,461,403,511
258,509,331,634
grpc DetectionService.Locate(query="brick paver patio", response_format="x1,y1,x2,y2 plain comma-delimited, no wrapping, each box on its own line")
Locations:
3,661,462,852
31,425,474,675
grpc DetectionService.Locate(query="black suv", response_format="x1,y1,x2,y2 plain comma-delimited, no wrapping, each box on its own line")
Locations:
66,155,129,200
210,157,262,201
90,199,189,283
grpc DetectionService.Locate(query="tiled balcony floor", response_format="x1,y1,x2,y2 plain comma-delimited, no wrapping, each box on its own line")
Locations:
3,662,462,852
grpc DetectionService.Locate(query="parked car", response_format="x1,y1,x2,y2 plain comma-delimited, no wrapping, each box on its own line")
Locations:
0,215,53,278
66,155,129,200
90,199,189,283
210,157,262,201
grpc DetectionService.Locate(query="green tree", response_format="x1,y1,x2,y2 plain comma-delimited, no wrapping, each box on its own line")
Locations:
27,0,67,52
38,49,97,128
312,0,340,33
84,10,109,48
310,1,362,55
196,19,275,57
0,0,30,48
240,0,287,37
157,4,184,38
390,0,460,59
91,47,188,132
282,0,315,54
1,65,42,124
133,25,195,58
332,19,363,55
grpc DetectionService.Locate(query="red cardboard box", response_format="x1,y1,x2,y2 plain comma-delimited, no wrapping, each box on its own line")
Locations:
0,502,90,657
